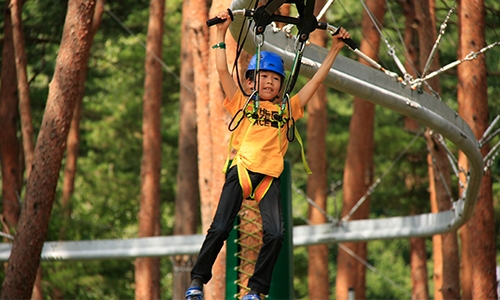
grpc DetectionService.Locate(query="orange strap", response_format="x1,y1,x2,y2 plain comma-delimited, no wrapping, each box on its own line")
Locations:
237,164,274,202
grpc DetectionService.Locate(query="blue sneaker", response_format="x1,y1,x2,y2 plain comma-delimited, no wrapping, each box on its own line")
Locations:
185,287,203,300
242,293,262,300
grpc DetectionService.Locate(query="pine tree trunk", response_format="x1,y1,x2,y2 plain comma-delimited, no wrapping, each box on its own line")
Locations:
414,0,461,297
457,0,496,298
60,0,104,241
410,236,429,299
9,0,47,297
0,0,22,231
401,1,430,297
11,0,34,180
197,1,234,299
306,1,330,299
172,0,203,298
135,0,164,299
335,1,385,299
1,1,96,298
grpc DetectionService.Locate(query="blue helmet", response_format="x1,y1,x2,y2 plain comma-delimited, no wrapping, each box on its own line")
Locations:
246,51,286,79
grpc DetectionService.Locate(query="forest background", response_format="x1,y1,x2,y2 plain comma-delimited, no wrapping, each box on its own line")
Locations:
0,0,499,299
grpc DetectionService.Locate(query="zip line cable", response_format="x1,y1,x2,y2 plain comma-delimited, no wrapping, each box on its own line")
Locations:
103,5,194,96
356,0,410,79
421,2,456,79
341,127,425,223
292,184,338,223
293,186,411,297
334,0,385,65
333,0,400,79
383,0,423,84
317,0,336,21
338,243,413,298
410,40,500,88
426,135,456,203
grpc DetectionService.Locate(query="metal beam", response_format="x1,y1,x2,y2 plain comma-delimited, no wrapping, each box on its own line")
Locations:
0,208,464,261
0,235,206,261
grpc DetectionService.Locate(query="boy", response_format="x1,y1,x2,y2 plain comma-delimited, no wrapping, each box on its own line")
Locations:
185,9,350,300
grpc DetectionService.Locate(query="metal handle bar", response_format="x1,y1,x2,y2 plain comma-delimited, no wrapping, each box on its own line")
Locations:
206,8,358,50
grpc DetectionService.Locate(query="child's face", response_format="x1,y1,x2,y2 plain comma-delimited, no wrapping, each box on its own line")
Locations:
247,70,282,102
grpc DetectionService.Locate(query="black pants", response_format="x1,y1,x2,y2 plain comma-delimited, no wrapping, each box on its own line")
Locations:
191,166,284,295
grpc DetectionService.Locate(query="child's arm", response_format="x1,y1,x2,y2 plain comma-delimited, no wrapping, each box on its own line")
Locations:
214,10,238,101
297,28,350,107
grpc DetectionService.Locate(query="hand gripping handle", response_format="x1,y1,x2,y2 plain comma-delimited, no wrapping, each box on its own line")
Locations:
206,9,234,27
332,27,358,50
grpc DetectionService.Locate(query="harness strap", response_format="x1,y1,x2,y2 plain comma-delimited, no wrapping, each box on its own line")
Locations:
237,163,274,202
223,98,311,175
294,125,312,174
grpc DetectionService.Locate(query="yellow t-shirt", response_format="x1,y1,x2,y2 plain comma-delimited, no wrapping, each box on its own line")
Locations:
223,91,304,178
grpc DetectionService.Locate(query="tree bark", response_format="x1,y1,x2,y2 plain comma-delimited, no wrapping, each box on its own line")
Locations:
9,0,46,297
401,1,430,298
457,0,496,298
10,0,34,180
425,130,460,299
410,234,429,299
1,1,96,298
60,0,104,240
335,1,385,299
414,0,461,297
172,0,203,298
135,0,164,298
0,0,22,232
306,1,330,299
194,0,234,299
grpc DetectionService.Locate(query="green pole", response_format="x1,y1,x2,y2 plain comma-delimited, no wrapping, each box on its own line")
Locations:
225,160,294,299
268,160,294,299
226,224,239,299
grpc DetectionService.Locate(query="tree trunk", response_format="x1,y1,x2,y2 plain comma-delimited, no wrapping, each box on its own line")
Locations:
457,0,496,298
410,233,429,299
135,0,164,299
60,0,104,240
401,1,430,298
335,1,385,299
0,0,22,231
194,0,234,299
9,0,46,297
425,130,460,299
415,0,461,297
306,1,330,299
172,0,203,298
10,0,34,180
0,1,96,298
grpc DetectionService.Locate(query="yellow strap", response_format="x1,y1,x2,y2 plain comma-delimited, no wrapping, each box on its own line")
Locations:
222,132,235,173
223,100,311,176
294,125,312,174
223,115,257,173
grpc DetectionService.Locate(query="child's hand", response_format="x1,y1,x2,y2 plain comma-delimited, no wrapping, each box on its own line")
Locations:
215,10,232,31
331,27,350,50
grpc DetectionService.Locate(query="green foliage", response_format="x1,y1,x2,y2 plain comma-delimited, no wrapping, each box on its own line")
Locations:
1,0,499,298
42,260,136,300
365,240,414,299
